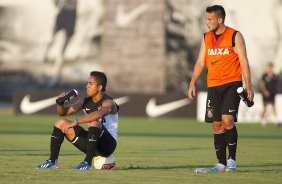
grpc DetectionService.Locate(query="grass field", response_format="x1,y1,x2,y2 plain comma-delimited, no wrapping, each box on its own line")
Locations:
0,114,282,184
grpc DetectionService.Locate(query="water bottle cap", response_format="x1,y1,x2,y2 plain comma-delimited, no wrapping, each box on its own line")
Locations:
73,89,78,95
237,87,243,93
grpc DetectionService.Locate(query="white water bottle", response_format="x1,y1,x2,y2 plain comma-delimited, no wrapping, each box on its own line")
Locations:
237,87,254,107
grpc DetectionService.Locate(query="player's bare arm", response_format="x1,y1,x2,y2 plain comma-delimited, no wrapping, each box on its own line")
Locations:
235,32,254,100
78,99,117,123
188,37,206,100
62,99,116,133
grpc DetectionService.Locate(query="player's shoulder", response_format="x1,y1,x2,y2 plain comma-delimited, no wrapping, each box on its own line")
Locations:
101,94,115,106
103,94,119,112
103,93,114,100
226,26,237,32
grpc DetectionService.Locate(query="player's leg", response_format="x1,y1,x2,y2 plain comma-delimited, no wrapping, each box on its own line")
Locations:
36,118,73,169
221,82,241,171
66,125,88,154
205,87,226,172
270,96,280,127
96,128,117,157
211,121,227,172
271,104,280,127
74,121,103,170
260,101,267,126
222,115,237,163
93,128,117,170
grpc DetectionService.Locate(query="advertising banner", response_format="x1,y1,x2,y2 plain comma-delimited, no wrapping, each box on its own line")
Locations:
13,89,196,118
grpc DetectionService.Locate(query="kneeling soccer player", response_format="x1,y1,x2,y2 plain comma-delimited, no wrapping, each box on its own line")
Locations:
36,71,118,170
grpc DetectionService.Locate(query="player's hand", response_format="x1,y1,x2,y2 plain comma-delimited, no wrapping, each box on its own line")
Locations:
62,122,76,133
245,86,254,101
188,82,196,100
58,92,66,99
56,92,66,106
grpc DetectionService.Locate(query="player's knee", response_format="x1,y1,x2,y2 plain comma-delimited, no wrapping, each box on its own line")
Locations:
213,122,224,133
54,118,69,129
222,116,235,130
88,121,102,128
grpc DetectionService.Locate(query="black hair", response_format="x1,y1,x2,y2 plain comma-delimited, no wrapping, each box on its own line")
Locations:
206,5,226,22
90,71,107,92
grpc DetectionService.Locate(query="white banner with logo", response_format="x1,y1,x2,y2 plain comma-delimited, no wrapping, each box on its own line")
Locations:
197,92,282,123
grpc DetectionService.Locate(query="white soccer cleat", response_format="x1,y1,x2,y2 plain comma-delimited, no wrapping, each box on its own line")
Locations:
226,159,237,172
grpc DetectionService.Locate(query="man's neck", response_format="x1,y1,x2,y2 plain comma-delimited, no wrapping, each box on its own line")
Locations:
92,92,104,103
214,25,226,35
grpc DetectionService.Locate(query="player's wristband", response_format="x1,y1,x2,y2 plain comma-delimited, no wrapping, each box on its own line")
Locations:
73,118,79,126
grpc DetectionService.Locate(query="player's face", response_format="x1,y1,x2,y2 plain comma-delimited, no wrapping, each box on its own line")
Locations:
267,65,273,74
86,76,102,96
205,13,220,32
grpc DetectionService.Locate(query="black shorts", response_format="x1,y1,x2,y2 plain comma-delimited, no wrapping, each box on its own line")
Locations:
205,81,242,123
69,125,117,157
263,94,275,104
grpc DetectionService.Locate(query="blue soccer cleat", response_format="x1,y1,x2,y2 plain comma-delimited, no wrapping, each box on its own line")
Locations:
74,161,92,170
226,159,237,172
210,163,226,172
35,160,58,169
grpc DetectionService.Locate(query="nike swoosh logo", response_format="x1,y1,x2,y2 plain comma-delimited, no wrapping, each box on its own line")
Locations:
229,143,237,146
229,110,236,112
211,59,221,65
20,95,57,114
146,98,191,118
116,2,150,27
114,96,130,106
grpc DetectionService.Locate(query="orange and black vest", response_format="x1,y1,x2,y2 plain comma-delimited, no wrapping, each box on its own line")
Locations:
204,27,242,87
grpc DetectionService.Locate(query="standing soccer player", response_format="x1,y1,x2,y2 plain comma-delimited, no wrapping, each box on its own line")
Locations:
36,71,119,170
187,5,254,172
260,62,280,127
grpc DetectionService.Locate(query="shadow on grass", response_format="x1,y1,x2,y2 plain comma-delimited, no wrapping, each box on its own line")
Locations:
1,131,282,140
0,149,81,156
115,164,210,170
237,163,282,172
115,163,282,171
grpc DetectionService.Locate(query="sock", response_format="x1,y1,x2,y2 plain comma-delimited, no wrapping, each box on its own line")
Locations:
84,127,102,165
49,126,64,163
225,126,238,160
214,132,227,166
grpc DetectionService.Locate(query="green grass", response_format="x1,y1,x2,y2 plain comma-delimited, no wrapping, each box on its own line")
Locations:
0,114,282,184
